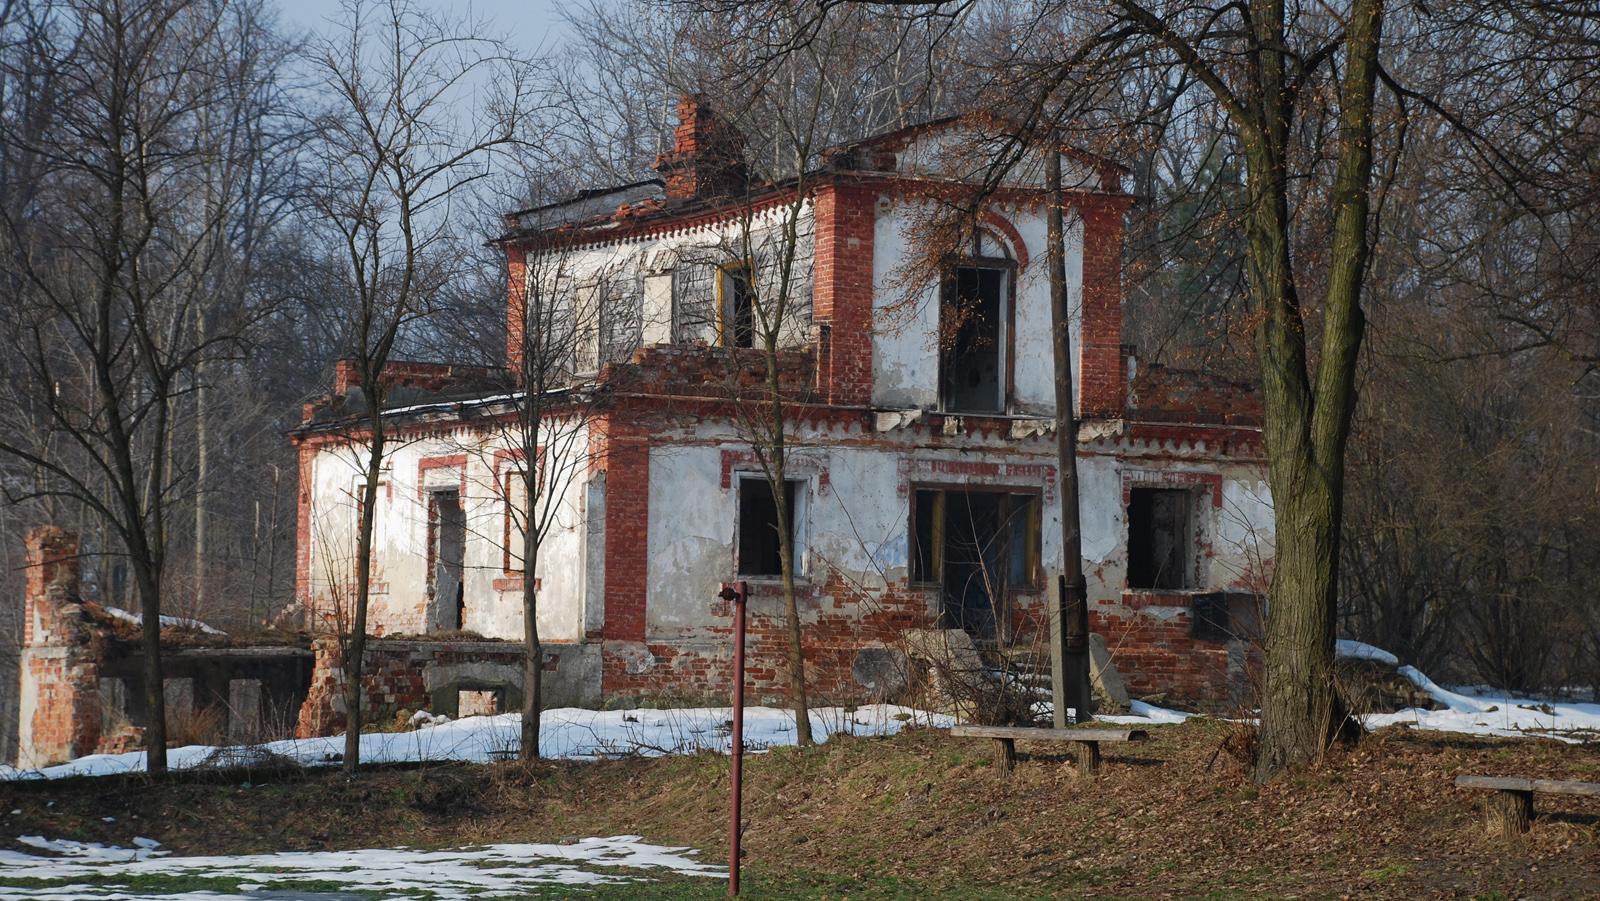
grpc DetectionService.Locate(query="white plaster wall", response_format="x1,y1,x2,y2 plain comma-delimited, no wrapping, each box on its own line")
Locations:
870,199,1084,415
527,201,815,352
305,421,592,642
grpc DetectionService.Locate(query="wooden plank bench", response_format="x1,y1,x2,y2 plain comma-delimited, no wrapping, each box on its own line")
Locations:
950,725,1149,775
1456,775,1600,836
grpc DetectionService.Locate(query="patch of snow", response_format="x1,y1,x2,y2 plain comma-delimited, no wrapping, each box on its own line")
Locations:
102,606,225,636
1352,666,1600,743
1337,639,1399,666
0,704,953,781
0,835,721,900
1094,700,1195,725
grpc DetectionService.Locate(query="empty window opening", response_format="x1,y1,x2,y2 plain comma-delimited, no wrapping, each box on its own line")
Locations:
428,489,466,631
737,476,798,577
940,266,1008,413
1127,487,1193,590
722,266,756,348
913,488,1039,642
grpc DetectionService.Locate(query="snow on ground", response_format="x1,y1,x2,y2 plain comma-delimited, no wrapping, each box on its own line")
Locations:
0,835,721,899
1364,671,1600,743
0,705,953,781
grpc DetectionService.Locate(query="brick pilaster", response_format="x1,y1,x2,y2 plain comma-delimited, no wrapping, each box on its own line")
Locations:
1078,196,1132,417
594,416,650,644
505,246,526,370
812,183,876,407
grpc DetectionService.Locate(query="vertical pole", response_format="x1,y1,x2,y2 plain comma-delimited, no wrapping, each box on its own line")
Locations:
720,581,747,897
1047,134,1094,727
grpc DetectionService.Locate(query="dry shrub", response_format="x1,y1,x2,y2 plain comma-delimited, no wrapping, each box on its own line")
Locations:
1213,718,1259,773
167,704,226,748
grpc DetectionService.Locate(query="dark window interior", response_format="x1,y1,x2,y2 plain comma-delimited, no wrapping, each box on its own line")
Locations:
738,477,796,577
912,488,1040,641
725,267,755,348
940,266,1006,413
1127,487,1191,590
428,489,466,630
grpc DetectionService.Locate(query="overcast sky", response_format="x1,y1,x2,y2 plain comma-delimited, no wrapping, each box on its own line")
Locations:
273,0,571,55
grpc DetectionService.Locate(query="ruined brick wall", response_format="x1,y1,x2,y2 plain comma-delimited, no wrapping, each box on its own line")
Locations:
17,528,101,768
295,638,600,737
1078,196,1132,418
1129,363,1263,427
604,345,816,402
331,359,498,398
812,183,875,407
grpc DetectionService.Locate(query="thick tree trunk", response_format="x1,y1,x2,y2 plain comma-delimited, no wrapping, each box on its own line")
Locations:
1252,0,1384,781
135,562,167,773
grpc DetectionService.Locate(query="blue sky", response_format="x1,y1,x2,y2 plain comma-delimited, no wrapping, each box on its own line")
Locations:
272,0,570,54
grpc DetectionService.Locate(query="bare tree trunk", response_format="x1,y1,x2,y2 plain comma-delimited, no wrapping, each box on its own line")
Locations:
343,423,384,775
767,338,812,746
1046,138,1092,726
1254,0,1384,780
521,530,542,758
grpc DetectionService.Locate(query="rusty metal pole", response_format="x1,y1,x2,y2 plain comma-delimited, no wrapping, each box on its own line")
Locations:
718,581,748,896
1047,135,1094,727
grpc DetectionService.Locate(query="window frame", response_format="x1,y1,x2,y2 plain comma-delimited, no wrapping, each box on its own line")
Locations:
909,484,1043,590
1125,485,1200,591
732,471,809,580
717,262,758,349
937,255,1017,415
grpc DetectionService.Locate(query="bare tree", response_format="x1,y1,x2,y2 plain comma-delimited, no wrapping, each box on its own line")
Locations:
0,0,292,772
301,0,539,773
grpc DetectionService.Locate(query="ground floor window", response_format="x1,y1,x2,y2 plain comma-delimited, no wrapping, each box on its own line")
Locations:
1127,486,1194,590
912,487,1040,641
736,476,801,578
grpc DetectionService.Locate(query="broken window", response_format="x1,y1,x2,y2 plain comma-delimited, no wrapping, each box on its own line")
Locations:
599,280,642,364
1127,487,1193,590
427,489,466,631
737,476,799,578
721,265,756,348
503,469,528,573
939,265,1008,413
912,488,1040,641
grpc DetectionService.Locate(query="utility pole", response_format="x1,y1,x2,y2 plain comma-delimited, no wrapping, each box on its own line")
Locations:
1046,135,1094,727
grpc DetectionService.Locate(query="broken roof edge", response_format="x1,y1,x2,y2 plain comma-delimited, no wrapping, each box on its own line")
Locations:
496,113,1129,247
288,383,597,441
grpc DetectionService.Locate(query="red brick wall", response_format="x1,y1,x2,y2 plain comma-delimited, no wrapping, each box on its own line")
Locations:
332,360,496,397
21,528,102,766
1129,362,1263,427
812,183,876,407
505,245,527,369
1077,196,1132,418
594,418,650,644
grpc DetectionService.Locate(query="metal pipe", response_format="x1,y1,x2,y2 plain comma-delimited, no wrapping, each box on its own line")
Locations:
718,581,748,896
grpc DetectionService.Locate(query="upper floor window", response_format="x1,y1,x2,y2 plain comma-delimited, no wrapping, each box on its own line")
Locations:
720,265,756,348
940,264,1010,413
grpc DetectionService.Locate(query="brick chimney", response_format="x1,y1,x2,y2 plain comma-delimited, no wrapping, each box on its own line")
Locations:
653,95,748,201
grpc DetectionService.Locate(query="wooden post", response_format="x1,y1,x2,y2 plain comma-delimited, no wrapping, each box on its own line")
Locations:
1486,789,1533,837
993,738,1016,774
1075,740,1101,776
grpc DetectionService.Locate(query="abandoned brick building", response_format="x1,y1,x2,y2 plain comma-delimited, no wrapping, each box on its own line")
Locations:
284,99,1274,730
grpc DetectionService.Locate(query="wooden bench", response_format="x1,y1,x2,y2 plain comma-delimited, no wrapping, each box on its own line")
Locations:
1456,775,1600,836
950,725,1149,775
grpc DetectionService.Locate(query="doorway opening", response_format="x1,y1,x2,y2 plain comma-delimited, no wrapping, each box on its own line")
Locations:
427,489,465,631
913,488,1040,642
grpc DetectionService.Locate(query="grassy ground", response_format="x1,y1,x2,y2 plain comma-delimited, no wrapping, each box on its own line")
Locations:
0,719,1596,899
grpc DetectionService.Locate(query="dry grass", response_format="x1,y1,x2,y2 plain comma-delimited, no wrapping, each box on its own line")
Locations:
165,705,226,748
1,720,1596,899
